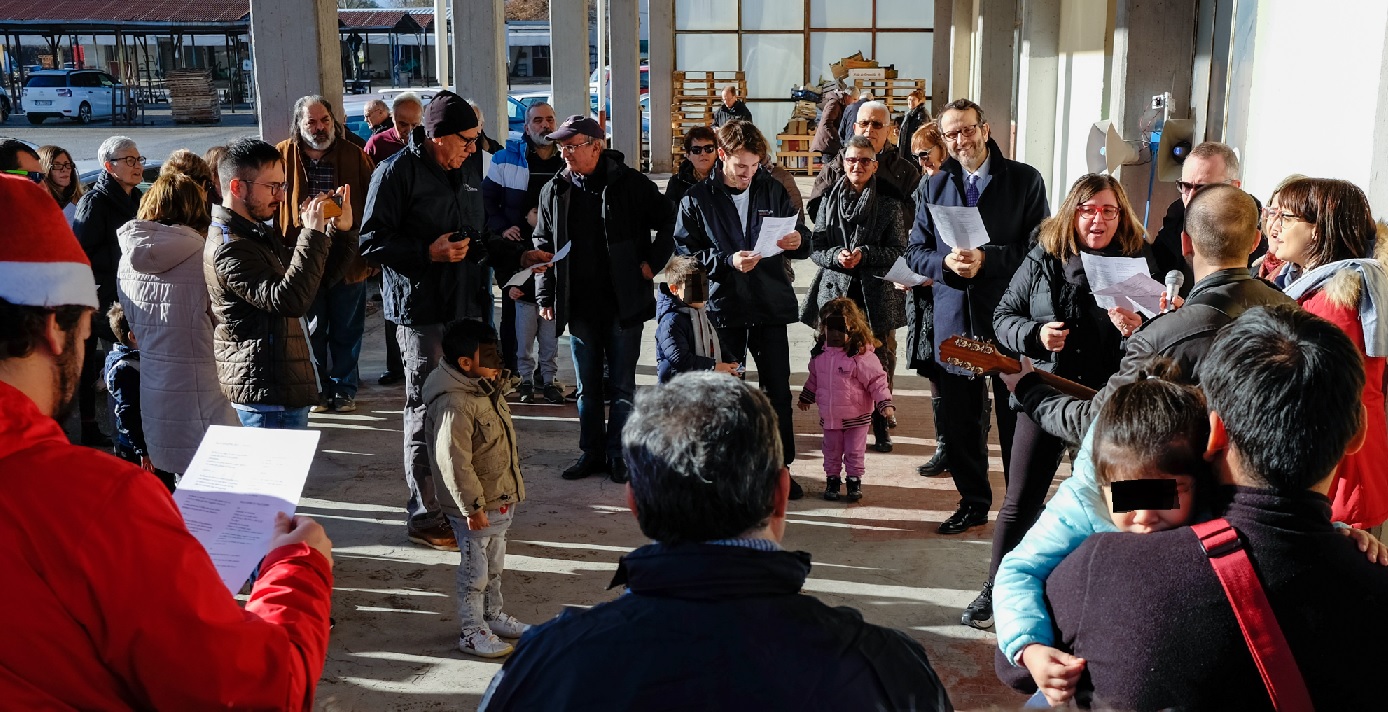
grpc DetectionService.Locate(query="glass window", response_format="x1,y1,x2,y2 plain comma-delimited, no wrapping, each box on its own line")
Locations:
810,0,869,29
675,33,739,72
676,0,739,31
745,101,796,158
874,33,934,85
742,34,805,99
877,0,935,29
742,0,805,31
25,75,65,87
809,32,873,84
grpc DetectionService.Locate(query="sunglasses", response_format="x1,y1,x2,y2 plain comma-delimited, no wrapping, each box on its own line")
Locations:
686,144,717,155
913,151,938,161
855,120,886,130
4,169,45,184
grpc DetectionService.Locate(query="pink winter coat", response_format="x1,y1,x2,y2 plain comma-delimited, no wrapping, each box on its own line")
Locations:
798,344,893,430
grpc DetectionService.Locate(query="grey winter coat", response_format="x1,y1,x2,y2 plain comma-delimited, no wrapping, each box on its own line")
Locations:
800,177,909,332
117,220,238,472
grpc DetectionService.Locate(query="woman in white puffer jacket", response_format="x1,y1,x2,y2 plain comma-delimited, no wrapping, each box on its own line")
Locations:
116,173,238,475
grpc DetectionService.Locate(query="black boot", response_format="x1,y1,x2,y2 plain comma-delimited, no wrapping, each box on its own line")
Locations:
872,412,893,452
918,397,949,476
845,477,862,502
823,476,842,501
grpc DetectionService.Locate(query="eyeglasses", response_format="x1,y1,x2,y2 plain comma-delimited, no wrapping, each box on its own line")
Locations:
3,169,44,184
855,120,886,130
843,156,877,166
1176,179,1229,195
249,180,288,195
942,124,981,142
686,144,717,155
1269,211,1305,226
559,139,597,155
112,156,146,168
49,161,74,171
1078,205,1121,220
913,151,938,161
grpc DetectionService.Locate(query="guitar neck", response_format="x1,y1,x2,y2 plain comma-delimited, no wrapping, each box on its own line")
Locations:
1030,368,1098,401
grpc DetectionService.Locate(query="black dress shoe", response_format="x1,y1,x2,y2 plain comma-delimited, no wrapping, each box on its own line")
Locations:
378,371,404,386
788,477,804,500
918,446,949,476
608,457,629,484
937,504,989,534
562,453,609,480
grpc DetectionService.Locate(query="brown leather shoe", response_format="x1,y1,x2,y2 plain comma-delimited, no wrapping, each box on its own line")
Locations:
407,521,459,552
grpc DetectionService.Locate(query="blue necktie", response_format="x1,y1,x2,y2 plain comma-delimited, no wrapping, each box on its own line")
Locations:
965,174,980,207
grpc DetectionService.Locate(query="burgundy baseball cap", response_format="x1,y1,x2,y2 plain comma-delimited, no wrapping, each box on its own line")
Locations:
423,90,478,139
548,114,604,142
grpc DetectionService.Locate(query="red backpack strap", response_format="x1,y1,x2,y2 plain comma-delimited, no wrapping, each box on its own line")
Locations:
1190,518,1315,712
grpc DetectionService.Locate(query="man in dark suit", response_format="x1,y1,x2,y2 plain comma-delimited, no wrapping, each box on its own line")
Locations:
1040,304,1388,711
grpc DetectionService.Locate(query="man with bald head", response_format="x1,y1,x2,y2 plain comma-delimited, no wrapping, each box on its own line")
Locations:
1004,183,1295,445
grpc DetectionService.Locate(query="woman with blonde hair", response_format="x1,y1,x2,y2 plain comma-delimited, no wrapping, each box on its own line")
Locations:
38,144,83,223
115,173,238,479
958,173,1157,629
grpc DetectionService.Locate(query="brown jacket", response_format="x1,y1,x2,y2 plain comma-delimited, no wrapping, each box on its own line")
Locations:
275,136,376,284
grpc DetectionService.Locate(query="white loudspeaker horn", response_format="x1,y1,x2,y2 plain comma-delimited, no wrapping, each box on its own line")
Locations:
1156,119,1195,182
1085,121,1139,175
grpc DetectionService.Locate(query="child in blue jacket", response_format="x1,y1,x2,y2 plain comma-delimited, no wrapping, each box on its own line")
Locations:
103,303,176,492
995,366,1388,706
656,256,738,383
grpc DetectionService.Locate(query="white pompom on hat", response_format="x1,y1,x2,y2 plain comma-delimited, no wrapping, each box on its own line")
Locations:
0,174,99,309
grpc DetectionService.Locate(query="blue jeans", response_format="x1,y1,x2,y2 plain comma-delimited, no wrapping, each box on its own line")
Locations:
308,278,367,400
569,317,642,460
234,405,311,429
515,300,558,385
445,505,516,630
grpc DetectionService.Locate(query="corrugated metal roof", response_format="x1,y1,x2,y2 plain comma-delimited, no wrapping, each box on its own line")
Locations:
0,0,249,23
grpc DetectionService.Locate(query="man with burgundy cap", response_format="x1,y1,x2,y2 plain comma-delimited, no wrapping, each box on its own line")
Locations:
362,90,549,551
0,174,336,708
533,114,675,484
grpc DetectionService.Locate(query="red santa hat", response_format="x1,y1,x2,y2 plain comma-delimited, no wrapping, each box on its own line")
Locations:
0,174,98,309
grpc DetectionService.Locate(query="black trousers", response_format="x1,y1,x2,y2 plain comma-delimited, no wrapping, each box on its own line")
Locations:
935,370,1016,508
79,334,101,423
718,324,796,466
499,293,518,373
987,411,1067,578
384,320,403,376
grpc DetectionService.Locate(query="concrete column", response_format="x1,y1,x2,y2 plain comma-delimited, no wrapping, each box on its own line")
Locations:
1368,22,1388,212
453,0,507,141
249,0,343,145
609,0,641,168
434,0,449,89
948,0,974,102
931,0,952,115
1109,0,1197,226
549,0,590,119
648,0,674,173
1016,0,1060,198
976,0,1018,157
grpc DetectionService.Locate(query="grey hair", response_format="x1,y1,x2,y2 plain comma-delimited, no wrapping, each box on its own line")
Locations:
858,90,873,100
1189,141,1241,181
466,98,484,124
98,136,137,167
858,100,890,120
525,101,553,121
845,135,875,152
364,98,388,113
291,94,335,129
622,372,784,544
391,91,423,112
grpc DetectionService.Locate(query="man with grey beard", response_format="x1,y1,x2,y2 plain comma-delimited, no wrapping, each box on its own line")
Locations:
276,95,377,413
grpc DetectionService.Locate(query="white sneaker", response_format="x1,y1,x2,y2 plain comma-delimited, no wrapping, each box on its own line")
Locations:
458,626,513,658
486,612,531,638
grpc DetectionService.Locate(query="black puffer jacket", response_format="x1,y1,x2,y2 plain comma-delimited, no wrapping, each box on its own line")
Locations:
73,172,141,340
897,103,929,161
994,241,1154,409
1015,267,1296,444
800,176,909,332
204,205,346,408
675,166,811,329
532,150,676,333
360,130,492,326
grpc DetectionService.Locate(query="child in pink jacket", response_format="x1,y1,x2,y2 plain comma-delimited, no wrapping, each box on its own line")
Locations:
798,298,896,502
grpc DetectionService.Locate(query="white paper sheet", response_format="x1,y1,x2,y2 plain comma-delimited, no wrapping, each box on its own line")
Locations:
879,256,930,287
173,425,322,593
926,204,991,250
753,216,799,257
1081,253,1155,310
503,241,573,288
1092,271,1168,317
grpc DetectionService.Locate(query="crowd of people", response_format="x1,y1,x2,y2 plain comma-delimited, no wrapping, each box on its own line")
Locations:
2,75,1388,710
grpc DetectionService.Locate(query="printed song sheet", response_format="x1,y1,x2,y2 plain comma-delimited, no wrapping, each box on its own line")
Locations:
1092,273,1167,317
1081,253,1156,311
926,205,991,250
753,216,799,257
879,256,931,287
173,425,321,592
504,241,572,288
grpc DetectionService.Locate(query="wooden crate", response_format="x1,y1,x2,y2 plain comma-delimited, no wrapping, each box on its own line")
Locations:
167,69,221,124
852,78,928,117
776,133,820,176
673,70,746,99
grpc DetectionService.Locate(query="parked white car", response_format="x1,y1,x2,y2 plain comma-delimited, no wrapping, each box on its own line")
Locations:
23,70,123,125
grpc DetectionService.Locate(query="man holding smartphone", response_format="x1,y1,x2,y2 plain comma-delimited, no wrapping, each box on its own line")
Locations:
362,91,550,552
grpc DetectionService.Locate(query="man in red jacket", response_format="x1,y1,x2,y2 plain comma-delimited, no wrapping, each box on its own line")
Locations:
0,174,336,710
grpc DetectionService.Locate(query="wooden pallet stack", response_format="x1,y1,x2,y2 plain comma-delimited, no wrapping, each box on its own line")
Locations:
670,70,744,167
852,78,928,118
776,100,821,176
168,69,221,124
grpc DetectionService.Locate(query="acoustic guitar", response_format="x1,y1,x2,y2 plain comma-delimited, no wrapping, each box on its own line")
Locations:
939,334,1098,401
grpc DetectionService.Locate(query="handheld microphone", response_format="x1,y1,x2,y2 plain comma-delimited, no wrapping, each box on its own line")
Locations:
1162,270,1185,313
